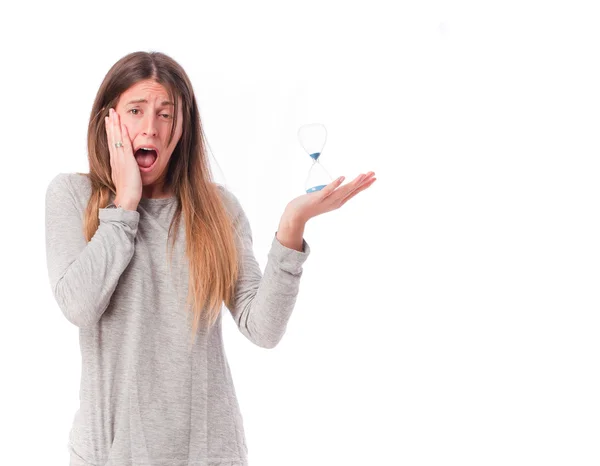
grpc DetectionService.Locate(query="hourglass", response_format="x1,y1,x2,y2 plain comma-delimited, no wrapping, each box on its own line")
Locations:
298,123,334,193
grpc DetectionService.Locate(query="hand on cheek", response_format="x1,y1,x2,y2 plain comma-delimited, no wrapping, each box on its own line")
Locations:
114,111,129,138
121,121,133,144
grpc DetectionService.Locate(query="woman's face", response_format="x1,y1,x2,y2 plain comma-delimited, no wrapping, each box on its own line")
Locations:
114,79,183,195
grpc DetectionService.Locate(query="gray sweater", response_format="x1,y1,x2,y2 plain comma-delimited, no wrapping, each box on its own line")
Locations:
45,173,311,466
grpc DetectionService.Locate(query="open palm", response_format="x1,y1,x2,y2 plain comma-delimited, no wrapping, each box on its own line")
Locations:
286,171,376,223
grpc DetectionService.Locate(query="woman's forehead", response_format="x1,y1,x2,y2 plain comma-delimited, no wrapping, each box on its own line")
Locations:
120,80,179,104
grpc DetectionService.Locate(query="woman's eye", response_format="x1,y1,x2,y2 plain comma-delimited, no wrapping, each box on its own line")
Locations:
128,109,170,119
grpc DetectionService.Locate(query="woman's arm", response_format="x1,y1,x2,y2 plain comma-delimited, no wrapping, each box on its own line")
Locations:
45,173,140,328
275,213,305,252
224,171,376,347
224,190,310,349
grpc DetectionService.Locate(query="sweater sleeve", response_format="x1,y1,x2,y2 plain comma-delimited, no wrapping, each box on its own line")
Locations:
226,191,311,349
44,173,141,329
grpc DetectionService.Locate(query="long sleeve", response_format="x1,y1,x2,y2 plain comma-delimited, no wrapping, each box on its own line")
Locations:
225,190,311,349
45,173,140,328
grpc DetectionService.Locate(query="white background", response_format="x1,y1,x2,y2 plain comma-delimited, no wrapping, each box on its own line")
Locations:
1,0,599,465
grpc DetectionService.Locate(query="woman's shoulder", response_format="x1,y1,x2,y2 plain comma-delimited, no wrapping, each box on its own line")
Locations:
214,183,245,218
45,172,92,204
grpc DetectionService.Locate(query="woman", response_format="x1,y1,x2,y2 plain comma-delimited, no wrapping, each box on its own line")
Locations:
45,51,376,466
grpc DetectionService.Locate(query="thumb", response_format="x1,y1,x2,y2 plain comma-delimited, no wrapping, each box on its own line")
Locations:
322,176,344,197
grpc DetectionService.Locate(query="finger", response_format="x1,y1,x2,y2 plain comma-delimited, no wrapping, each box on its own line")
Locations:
329,173,368,200
320,176,346,199
350,172,375,191
120,122,134,157
322,172,365,199
341,177,376,205
354,172,374,186
341,180,375,205
105,114,115,171
349,173,372,189
112,109,124,155
362,171,375,181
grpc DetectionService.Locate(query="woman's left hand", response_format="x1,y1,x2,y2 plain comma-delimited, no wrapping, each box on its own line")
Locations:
285,171,377,224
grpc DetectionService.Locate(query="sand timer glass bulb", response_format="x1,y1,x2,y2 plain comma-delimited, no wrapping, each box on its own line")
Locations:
298,123,334,193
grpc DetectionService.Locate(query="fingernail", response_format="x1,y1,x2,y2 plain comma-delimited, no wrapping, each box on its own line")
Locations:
339,176,345,182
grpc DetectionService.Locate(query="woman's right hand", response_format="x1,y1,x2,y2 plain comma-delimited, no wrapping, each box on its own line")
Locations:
105,107,142,210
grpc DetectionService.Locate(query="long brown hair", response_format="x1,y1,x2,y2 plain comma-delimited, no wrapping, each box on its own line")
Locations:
79,51,240,347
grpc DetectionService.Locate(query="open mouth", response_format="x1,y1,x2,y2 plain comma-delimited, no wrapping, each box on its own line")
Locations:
134,148,158,172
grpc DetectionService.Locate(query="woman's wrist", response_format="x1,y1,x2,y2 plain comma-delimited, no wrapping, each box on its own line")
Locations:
114,197,138,211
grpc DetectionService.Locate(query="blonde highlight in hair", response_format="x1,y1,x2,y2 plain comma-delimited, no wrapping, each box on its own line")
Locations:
79,51,240,349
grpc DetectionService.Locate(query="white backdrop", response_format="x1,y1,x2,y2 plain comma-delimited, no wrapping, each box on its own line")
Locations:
1,0,599,465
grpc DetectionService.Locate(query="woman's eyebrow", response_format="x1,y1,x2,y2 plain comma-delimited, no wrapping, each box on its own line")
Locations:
125,98,174,106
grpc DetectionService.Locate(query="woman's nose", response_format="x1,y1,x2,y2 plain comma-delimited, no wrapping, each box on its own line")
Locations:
142,115,158,137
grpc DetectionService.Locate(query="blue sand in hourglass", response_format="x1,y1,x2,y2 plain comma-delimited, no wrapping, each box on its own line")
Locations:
305,151,329,193
306,184,327,193
306,152,326,192
298,123,331,193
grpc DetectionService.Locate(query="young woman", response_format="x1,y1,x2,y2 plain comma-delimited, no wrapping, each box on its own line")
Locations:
45,51,376,466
